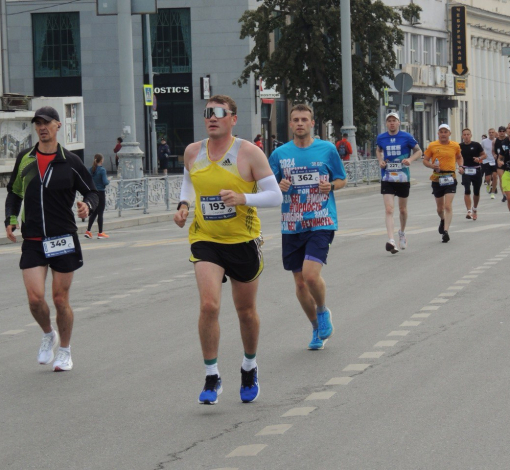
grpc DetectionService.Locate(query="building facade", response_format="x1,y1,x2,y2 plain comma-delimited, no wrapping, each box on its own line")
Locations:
5,0,267,169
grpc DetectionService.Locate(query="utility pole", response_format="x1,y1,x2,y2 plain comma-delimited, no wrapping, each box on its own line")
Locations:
117,0,144,178
144,14,158,175
340,0,358,160
0,0,10,95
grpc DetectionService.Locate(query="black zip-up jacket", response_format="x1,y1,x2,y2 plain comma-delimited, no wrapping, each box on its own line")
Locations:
5,143,99,239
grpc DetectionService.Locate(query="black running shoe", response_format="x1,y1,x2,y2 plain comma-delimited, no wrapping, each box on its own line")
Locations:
442,230,450,243
503,195,507,203
438,219,445,234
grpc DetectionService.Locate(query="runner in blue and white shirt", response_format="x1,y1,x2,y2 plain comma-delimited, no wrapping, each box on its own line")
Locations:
269,103,346,351
376,112,422,254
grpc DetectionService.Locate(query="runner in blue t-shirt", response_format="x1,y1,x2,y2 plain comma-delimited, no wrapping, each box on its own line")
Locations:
269,103,346,351
376,112,422,254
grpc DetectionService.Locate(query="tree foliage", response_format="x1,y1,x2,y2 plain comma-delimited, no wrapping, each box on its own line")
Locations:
235,0,421,142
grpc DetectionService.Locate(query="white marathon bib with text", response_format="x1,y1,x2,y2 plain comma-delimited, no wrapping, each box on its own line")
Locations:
43,235,75,258
290,169,320,189
201,196,236,220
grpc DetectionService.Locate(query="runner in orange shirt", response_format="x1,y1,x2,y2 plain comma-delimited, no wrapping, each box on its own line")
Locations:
423,124,464,243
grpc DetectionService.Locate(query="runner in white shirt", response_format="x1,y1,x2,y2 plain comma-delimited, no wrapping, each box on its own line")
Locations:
481,128,497,199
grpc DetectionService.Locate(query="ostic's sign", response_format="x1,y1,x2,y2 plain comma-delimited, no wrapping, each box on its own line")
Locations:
452,6,468,76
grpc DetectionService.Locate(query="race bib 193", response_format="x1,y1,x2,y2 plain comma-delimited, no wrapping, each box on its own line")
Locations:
290,168,320,188
43,234,75,258
201,196,236,220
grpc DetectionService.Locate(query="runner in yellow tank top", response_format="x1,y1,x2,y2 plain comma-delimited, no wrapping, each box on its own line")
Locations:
173,95,282,405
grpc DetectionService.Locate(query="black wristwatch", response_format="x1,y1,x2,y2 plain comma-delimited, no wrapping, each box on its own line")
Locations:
177,201,190,210
330,183,335,192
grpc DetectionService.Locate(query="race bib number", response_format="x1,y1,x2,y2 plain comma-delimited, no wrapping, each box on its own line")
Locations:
464,167,477,175
43,235,75,258
386,162,402,171
290,169,320,188
201,196,236,220
439,175,455,186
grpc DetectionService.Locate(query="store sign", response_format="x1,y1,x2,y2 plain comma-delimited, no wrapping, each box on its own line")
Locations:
260,80,280,99
154,86,190,94
414,101,425,112
451,6,468,76
454,77,467,95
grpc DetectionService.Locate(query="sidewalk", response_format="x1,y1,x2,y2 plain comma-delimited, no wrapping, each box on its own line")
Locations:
0,182,386,246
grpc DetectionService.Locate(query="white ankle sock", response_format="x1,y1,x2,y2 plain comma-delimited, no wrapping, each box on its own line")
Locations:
242,356,257,371
205,363,219,376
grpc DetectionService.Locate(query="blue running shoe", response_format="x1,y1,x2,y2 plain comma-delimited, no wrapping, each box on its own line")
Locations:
240,367,259,403
198,374,222,405
317,308,334,340
308,329,325,350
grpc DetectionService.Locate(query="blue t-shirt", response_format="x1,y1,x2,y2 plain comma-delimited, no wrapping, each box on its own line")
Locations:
269,139,346,234
376,131,418,183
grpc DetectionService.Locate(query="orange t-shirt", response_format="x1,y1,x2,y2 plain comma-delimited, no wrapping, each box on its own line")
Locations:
424,140,460,182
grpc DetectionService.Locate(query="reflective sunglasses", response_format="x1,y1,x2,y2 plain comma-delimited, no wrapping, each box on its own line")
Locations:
203,107,235,119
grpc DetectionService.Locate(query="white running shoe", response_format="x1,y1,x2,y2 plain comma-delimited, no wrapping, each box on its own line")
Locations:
398,230,407,250
385,239,399,254
53,349,73,371
38,330,59,364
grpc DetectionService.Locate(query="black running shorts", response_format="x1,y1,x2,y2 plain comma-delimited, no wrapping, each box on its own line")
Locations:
431,180,457,198
381,181,410,198
20,233,83,273
190,238,263,283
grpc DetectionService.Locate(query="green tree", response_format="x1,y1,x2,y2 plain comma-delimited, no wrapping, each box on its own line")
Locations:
235,0,421,143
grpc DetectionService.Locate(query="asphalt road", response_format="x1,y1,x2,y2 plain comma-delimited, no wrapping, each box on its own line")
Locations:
1,164,510,470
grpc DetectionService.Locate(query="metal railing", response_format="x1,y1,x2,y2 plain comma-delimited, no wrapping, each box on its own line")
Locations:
77,163,380,217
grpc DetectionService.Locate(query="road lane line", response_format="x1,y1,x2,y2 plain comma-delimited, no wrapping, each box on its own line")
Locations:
325,377,353,385
91,300,111,305
25,322,38,327
129,289,145,293
439,292,457,296
111,294,131,299
73,307,89,312
463,275,478,279
374,340,399,347
387,330,409,336
281,407,316,417
484,262,497,265
455,280,471,284
359,352,385,359
411,313,430,318
226,444,267,457
400,321,421,327
1,330,24,335
421,306,440,311
430,298,448,303
305,391,336,400
343,364,371,371
447,286,464,290
256,424,292,436
142,284,161,288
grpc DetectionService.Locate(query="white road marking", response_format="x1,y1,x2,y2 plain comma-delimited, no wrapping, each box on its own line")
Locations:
343,364,370,372
474,266,491,269
129,289,145,293
359,351,385,359
1,330,24,335
463,275,478,279
470,271,485,274
387,330,409,336
226,444,267,458
374,340,399,347
256,424,292,436
175,274,191,278
110,294,131,299
325,377,353,385
25,322,38,327
91,300,111,305
421,306,440,311
159,280,175,283
281,407,317,417
142,284,161,288
455,280,471,284
439,292,457,297
400,321,421,327
430,298,449,303
484,262,498,265
411,313,430,318
447,286,464,290
73,307,89,312
305,391,337,400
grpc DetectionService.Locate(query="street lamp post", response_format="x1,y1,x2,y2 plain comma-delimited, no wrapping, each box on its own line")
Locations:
340,0,358,160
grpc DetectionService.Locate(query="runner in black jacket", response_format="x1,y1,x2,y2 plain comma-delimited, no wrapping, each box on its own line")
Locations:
4,106,98,372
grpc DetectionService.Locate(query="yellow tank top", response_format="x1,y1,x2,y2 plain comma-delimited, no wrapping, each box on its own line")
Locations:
189,137,261,244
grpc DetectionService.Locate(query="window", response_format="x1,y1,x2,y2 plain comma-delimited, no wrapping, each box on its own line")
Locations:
150,9,191,74
436,38,447,66
395,45,403,67
423,37,432,65
410,34,419,64
32,13,81,78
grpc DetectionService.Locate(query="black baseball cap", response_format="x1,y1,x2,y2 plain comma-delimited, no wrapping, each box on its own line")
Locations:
498,126,506,132
31,106,60,123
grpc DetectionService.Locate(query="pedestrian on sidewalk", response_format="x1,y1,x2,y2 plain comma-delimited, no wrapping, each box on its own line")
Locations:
85,154,110,239
158,138,171,175
113,137,122,171
4,106,98,371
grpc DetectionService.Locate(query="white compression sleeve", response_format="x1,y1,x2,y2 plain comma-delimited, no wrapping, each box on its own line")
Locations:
244,174,283,208
179,168,195,203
